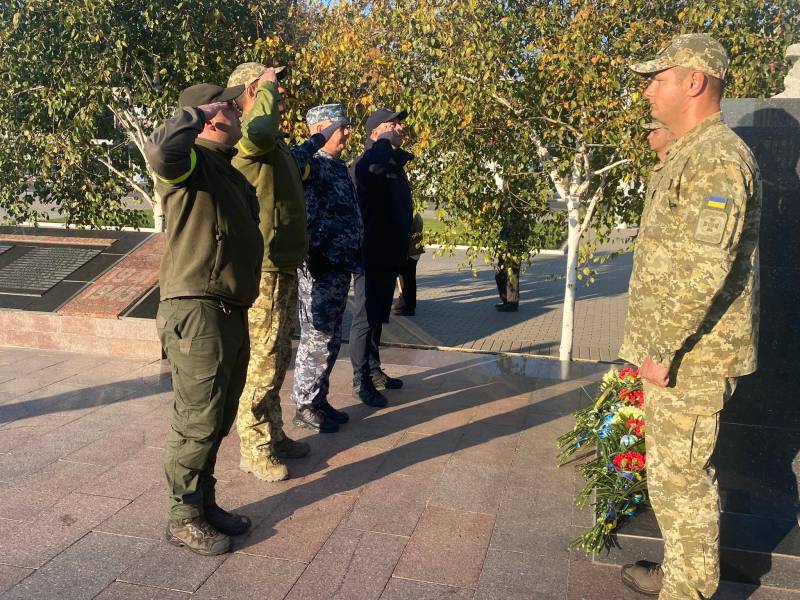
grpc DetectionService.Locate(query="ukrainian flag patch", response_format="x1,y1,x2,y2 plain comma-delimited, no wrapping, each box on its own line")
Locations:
707,195,728,210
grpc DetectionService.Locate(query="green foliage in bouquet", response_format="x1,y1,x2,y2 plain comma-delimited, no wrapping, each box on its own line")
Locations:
557,367,648,553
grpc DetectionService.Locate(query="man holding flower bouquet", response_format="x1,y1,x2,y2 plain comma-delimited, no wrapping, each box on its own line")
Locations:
619,34,761,599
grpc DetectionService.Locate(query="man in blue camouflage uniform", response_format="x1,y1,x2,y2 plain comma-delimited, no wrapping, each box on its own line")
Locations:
290,104,364,433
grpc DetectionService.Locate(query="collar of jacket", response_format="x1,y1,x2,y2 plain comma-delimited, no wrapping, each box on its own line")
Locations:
663,111,723,163
317,149,343,162
196,138,238,161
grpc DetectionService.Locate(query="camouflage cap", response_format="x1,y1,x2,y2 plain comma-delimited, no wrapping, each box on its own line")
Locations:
643,120,667,130
306,103,351,126
227,62,287,88
630,34,728,79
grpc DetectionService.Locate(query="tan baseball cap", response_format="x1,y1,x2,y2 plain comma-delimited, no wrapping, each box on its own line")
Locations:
630,33,729,79
227,62,287,88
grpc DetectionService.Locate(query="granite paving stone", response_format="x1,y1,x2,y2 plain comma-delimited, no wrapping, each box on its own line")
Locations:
94,483,168,540
0,564,33,594
429,454,510,515
118,541,226,593
474,548,565,599
393,506,495,589
345,473,436,536
0,492,129,568
93,582,191,600
193,553,305,600
242,491,357,563
0,531,154,600
0,484,66,522
79,445,164,500
285,527,407,600
380,578,475,599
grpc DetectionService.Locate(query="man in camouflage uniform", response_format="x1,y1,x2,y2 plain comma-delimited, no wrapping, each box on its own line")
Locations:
290,104,364,433
228,63,339,481
644,120,675,162
619,34,760,599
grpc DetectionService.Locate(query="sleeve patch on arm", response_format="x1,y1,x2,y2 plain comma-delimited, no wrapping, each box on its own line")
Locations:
695,208,728,244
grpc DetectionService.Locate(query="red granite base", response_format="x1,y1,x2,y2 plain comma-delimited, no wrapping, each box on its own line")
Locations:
0,310,160,360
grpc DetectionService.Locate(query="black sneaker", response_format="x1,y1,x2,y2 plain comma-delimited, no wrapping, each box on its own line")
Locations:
353,381,389,408
205,504,251,536
318,400,349,424
293,407,339,433
166,516,231,556
393,307,415,316
371,368,403,390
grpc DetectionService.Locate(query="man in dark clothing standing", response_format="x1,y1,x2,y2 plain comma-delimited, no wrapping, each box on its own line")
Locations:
349,108,413,407
145,83,264,556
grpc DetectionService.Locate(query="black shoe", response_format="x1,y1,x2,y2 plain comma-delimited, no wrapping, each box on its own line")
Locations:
371,368,403,390
495,302,519,312
293,407,339,433
166,516,230,556
393,307,415,316
205,504,251,536
318,400,349,424
353,382,389,408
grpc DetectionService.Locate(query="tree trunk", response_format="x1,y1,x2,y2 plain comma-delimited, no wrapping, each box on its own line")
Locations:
559,194,581,361
150,176,165,231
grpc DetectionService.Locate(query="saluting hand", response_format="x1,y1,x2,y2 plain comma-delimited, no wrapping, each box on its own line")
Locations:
377,129,402,148
320,120,347,141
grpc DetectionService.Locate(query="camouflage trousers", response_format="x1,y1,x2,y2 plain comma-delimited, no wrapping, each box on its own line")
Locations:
644,377,737,600
291,263,351,409
237,271,298,463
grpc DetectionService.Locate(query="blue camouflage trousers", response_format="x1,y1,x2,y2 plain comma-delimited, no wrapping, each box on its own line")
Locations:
291,262,352,409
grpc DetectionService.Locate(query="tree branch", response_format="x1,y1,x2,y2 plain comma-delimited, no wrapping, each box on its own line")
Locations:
96,156,153,205
593,158,631,177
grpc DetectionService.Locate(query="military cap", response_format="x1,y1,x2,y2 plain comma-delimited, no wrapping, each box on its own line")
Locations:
306,103,351,126
178,83,244,108
365,107,408,136
630,33,728,79
227,62,288,88
643,120,667,130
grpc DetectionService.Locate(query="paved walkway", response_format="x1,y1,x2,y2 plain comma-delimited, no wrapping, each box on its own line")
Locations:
343,249,632,362
0,347,792,599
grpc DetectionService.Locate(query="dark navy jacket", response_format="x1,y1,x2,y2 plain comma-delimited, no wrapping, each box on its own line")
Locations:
350,138,414,272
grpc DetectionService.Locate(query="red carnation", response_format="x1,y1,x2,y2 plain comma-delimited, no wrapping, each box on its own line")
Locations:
612,451,646,471
626,418,645,437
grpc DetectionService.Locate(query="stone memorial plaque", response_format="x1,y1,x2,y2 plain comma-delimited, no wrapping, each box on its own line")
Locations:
0,246,101,295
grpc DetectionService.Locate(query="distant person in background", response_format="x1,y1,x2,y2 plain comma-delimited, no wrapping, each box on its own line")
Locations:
394,212,424,316
644,119,676,162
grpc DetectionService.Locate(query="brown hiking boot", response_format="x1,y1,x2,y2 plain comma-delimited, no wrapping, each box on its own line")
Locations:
240,451,289,482
165,516,230,556
205,504,251,536
272,436,310,459
621,561,663,596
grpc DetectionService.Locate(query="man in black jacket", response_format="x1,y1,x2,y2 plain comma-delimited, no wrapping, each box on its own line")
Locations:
349,108,413,407
145,83,264,556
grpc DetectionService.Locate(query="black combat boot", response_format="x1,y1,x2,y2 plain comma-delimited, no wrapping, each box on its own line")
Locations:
205,504,251,536
353,380,389,408
318,400,350,424
293,406,339,433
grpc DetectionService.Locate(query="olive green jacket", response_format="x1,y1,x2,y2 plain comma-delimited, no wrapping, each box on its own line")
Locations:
145,108,264,307
233,82,309,272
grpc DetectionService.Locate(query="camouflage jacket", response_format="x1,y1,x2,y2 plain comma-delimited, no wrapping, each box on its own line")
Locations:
292,148,364,273
620,113,761,379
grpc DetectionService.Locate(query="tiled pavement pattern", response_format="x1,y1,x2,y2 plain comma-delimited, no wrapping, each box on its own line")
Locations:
342,250,632,363
0,347,795,599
